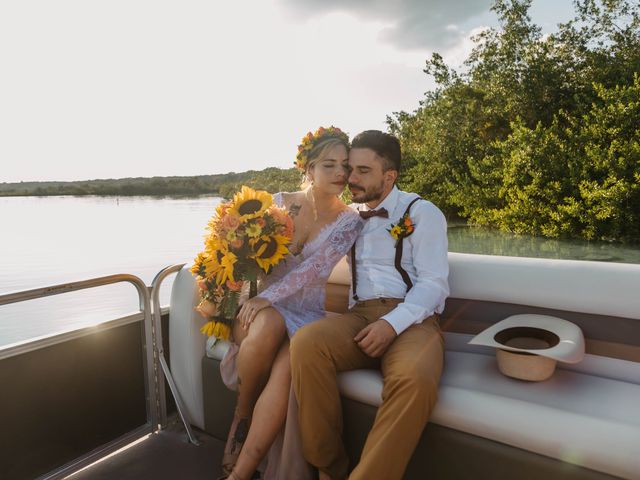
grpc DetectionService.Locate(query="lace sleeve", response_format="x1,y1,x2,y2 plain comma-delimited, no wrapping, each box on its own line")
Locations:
258,211,363,304
273,192,284,208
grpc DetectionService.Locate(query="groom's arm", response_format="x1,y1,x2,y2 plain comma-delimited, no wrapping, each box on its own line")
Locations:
380,200,449,334
355,200,449,357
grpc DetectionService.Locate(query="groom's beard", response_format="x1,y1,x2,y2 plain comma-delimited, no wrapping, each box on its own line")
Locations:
349,180,385,204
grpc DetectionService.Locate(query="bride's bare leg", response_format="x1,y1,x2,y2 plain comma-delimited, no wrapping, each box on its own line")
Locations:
236,307,287,416
222,307,287,474
232,341,291,479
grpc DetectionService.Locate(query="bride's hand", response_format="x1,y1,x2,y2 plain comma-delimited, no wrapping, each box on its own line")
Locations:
238,297,272,329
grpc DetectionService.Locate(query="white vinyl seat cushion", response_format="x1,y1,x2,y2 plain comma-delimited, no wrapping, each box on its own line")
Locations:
173,254,640,479
337,345,640,480
204,333,640,479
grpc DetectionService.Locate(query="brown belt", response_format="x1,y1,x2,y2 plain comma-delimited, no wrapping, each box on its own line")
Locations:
353,298,404,308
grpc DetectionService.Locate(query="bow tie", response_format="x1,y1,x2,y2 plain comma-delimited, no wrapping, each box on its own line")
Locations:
359,208,389,219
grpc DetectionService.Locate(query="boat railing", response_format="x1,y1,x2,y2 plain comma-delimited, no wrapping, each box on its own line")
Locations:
0,273,159,480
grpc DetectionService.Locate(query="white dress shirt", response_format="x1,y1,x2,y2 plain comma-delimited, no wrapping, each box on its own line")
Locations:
349,186,449,335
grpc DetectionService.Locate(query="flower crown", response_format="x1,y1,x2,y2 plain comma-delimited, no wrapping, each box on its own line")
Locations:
295,126,349,172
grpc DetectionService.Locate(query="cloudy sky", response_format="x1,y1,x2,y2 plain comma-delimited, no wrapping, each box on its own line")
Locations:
0,0,574,183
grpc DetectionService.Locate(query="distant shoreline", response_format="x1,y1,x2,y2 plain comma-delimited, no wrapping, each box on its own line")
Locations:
0,167,301,198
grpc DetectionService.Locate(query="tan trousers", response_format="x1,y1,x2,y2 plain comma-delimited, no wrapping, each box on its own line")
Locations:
290,299,444,480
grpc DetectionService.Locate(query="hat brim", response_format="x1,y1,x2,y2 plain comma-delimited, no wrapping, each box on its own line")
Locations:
469,314,585,364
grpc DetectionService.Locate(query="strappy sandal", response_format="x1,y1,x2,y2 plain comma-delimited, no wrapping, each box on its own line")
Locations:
221,412,251,475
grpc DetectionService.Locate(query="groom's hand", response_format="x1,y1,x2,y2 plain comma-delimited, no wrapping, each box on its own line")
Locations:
354,319,397,358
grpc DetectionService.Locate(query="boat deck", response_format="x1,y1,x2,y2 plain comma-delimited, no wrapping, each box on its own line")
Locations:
68,421,226,480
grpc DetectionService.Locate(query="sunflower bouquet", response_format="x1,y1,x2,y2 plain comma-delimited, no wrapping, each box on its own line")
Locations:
191,186,293,341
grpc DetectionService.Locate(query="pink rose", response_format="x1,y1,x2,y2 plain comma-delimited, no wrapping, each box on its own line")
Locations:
221,213,241,232
196,300,218,318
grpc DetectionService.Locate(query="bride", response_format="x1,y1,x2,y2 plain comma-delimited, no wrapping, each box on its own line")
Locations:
219,127,363,480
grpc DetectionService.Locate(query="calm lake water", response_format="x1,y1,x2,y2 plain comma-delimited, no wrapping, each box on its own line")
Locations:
1,195,639,348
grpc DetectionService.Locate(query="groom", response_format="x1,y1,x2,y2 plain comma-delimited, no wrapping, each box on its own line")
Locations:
290,130,449,480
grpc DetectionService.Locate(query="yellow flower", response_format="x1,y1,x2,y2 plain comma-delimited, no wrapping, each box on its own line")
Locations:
191,251,222,280
245,222,262,238
204,235,228,257
190,252,208,277
200,320,215,336
216,249,237,285
202,254,222,279
251,234,290,273
200,320,231,340
226,230,238,242
229,186,272,221
390,225,402,240
214,322,231,339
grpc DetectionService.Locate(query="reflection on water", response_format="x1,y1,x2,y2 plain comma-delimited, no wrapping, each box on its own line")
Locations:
0,195,222,347
447,223,640,263
1,196,639,348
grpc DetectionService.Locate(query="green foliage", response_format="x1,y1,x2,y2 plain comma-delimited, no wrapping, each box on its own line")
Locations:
216,167,302,198
390,0,640,242
0,168,301,198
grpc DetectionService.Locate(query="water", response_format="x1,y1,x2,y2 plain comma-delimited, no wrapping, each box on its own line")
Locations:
0,195,221,347
1,195,639,348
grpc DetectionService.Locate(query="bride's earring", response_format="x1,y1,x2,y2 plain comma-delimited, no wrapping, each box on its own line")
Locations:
305,179,318,221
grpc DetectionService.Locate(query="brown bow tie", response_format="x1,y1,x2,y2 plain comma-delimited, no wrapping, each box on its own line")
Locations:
359,208,389,219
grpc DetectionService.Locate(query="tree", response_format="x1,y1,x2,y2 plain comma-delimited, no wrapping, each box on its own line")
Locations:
389,0,640,242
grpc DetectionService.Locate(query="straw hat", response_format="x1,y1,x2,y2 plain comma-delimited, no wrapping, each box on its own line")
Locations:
469,314,585,381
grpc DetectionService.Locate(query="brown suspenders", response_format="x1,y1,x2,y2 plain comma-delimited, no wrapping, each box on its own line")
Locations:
351,197,423,301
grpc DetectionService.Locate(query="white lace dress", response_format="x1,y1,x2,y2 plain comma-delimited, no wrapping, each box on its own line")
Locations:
258,193,363,335
220,193,363,479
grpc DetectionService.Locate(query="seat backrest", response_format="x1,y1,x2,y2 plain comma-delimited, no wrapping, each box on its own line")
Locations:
168,266,206,429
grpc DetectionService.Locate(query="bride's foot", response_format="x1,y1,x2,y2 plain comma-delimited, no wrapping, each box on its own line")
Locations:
222,412,251,475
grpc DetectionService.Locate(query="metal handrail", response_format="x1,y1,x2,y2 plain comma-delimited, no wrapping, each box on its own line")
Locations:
150,263,201,446
0,273,158,435
150,264,183,427
0,273,147,308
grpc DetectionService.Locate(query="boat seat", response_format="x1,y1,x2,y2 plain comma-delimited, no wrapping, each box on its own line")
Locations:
170,253,640,479
203,333,640,479
336,335,640,480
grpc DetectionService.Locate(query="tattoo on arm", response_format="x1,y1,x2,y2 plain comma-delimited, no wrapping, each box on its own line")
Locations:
289,203,301,218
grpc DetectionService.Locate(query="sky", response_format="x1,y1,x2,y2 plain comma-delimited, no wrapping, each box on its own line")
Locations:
0,0,575,183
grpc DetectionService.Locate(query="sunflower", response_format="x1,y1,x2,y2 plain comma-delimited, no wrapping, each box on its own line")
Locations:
190,251,222,280
229,186,272,221
251,234,290,273
204,235,228,257
190,252,208,277
200,320,231,340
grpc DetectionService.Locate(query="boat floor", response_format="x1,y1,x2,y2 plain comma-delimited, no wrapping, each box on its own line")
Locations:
68,421,226,480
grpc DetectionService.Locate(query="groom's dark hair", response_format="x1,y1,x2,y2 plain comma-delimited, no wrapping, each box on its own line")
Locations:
351,130,401,173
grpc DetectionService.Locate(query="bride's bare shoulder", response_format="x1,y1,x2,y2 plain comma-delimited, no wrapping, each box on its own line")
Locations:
277,191,305,215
